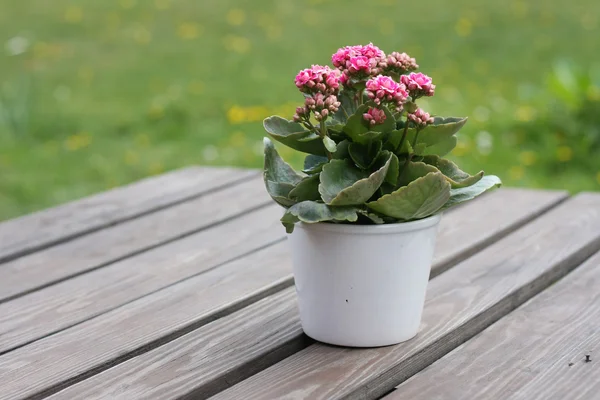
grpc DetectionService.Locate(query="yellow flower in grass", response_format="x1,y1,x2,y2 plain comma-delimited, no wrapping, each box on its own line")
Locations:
226,9,246,26
556,146,573,162
223,35,251,54
149,162,164,175
455,18,472,37
177,23,202,40
519,151,537,166
155,0,170,10
64,132,92,151
64,6,83,23
509,166,525,180
124,150,139,165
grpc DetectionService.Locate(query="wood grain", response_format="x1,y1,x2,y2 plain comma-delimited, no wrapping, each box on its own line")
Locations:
41,189,567,400
389,250,600,400
0,205,284,354
431,188,567,276
0,166,256,264
0,176,271,303
0,240,293,400
210,193,600,400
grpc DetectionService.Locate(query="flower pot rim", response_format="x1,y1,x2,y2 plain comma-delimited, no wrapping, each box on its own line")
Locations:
296,213,441,235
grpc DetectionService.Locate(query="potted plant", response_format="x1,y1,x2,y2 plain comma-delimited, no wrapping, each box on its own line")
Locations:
262,43,501,347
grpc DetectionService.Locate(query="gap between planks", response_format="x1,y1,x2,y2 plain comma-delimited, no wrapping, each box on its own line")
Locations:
16,189,569,400
206,193,600,400
0,167,258,264
388,249,600,400
0,189,565,357
0,175,272,304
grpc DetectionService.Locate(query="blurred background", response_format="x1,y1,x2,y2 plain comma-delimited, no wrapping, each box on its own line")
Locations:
1,0,599,221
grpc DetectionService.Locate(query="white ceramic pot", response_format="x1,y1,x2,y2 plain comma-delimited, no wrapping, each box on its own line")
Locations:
288,214,441,347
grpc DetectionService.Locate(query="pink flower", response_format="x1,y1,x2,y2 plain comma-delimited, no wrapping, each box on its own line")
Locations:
348,56,371,73
400,72,435,98
407,108,434,126
294,93,341,123
339,72,350,87
363,107,387,126
295,65,340,95
331,43,385,78
379,52,419,75
360,43,385,59
365,75,409,111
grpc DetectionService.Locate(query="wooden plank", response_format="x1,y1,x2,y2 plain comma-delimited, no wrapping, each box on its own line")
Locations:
0,166,256,264
0,204,284,355
0,240,293,400
39,189,568,400
209,193,600,400
0,176,271,303
388,250,600,400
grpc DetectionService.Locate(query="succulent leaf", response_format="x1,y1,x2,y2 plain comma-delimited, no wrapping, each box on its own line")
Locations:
367,172,451,220
423,155,484,188
263,116,327,155
319,154,393,206
280,201,359,233
348,140,383,169
289,174,321,202
442,175,502,211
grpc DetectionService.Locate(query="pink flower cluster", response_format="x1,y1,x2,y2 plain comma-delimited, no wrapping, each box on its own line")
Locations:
365,75,409,112
400,72,435,98
294,93,341,122
407,108,434,126
363,107,387,126
332,43,386,84
295,65,341,95
379,52,419,75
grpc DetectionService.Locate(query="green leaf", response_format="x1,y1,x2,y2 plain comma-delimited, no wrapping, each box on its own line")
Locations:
413,143,427,155
263,137,304,207
331,90,357,124
288,174,321,202
280,201,359,233
343,105,394,145
442,175,502,211
263,116,327,155
303,154,328,174
319,154,393,206
397,161,438,187
263,137,304,185
393,116,468,153
375,150,399,186
333,139,350,159
348,140,382,169
423,155,484,188
357,210,385,224
322,135,337,152
265,180,297,207
367,172,451,220
422,135,457,157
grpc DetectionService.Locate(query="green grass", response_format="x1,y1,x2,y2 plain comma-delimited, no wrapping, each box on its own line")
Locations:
1,0,599,220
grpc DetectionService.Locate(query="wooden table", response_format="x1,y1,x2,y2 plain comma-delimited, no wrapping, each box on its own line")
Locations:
0,166,599,400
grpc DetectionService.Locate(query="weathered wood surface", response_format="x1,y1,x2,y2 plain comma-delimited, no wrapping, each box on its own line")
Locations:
42,190,568,400
389,250,600,400
0,241,293,400
0,188,564,356
0,176,270,303
431,188,567,276
0,205,283,354
47,288,303,400
211,193,600,400
0,167,256,264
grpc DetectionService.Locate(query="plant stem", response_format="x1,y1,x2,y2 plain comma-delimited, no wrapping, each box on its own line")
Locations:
397,127,421,183
320,120,333,160
395,118,411,154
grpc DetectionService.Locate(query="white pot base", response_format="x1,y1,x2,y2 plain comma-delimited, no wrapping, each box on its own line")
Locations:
288,215,441,348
